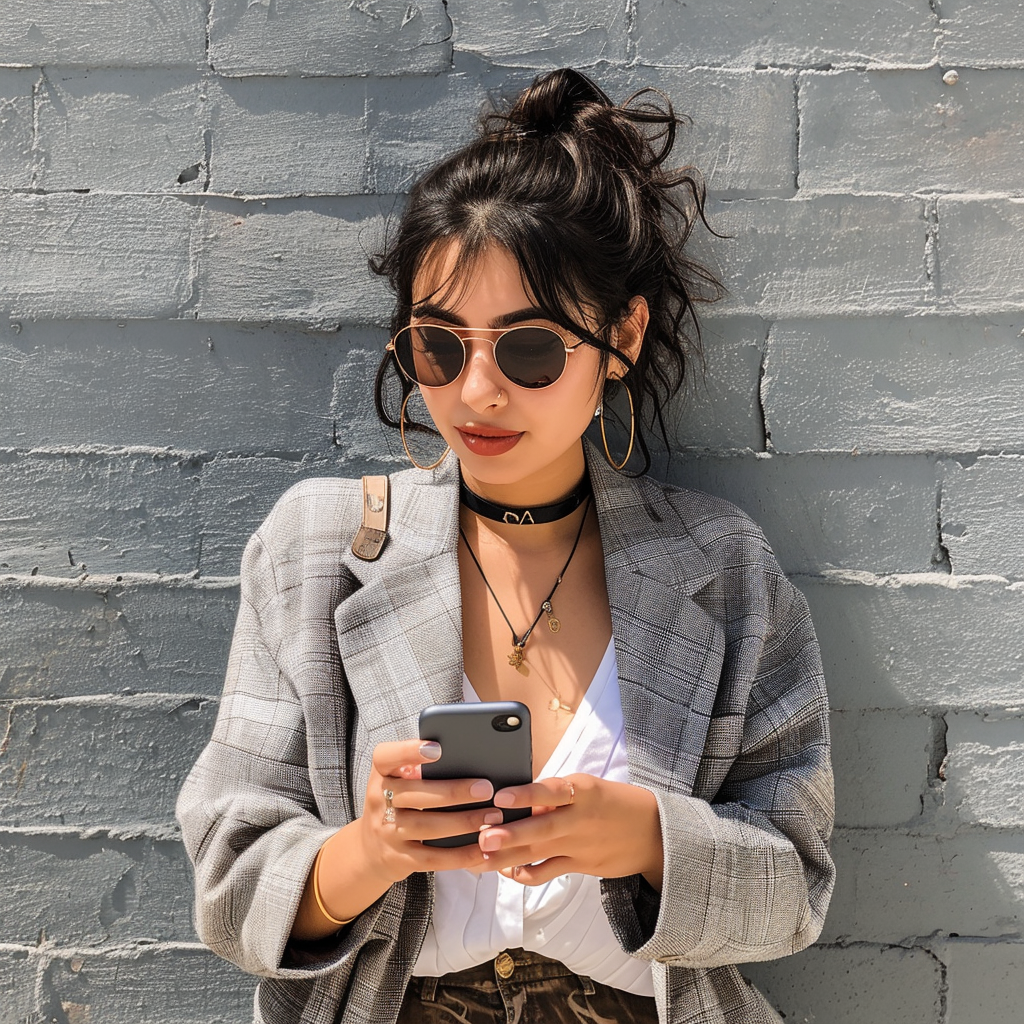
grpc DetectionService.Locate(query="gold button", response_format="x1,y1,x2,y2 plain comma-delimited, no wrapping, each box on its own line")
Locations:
494,952,515,979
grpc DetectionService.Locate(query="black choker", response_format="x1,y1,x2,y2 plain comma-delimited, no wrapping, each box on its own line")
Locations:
459,476,592,526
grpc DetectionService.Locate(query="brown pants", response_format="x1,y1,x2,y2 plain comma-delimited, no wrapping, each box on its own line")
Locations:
397,948,659,1024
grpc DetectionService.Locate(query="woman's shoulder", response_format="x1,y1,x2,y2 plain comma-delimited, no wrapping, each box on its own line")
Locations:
249,464,454,564
624,472,778,576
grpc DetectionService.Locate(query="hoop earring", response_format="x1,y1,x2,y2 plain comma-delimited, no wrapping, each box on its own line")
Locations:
400,390,450,471
599,382,635,472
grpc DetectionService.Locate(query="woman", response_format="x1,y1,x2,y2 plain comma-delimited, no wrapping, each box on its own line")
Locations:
177,69,834,1024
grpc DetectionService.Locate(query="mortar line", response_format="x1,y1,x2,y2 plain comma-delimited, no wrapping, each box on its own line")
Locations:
29,67,47,192
756,321,772,453
792,74,801,193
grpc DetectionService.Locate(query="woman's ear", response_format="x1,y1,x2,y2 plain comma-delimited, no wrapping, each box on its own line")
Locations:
607,296,648,379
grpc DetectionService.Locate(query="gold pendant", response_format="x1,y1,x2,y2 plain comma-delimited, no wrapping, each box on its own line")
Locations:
508,645,524,669
542,601,561,633
548,697,573,713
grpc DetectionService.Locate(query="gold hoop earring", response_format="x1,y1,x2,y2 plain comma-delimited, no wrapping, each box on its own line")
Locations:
599,382,635,472
400,390,450,471
400,391,450,471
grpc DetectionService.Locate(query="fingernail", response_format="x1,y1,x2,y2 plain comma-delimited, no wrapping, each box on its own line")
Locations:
493,791,514,808
419,741,441,761
470,779,493,799
483,810,503,825
480,832,502,852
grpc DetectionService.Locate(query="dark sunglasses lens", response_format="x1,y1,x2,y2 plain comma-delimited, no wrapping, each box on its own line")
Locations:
494,328,567,388
394,326,465,386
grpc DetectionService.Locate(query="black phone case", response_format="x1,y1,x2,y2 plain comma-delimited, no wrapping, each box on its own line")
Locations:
418,701,533,847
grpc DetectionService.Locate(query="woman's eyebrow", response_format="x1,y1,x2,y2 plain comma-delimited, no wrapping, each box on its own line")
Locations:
411,304,550,328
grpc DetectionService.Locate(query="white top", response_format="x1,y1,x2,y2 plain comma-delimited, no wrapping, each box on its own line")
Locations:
412,639,655,996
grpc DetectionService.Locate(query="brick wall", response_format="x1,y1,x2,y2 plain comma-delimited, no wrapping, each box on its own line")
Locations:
1,2,1022,1021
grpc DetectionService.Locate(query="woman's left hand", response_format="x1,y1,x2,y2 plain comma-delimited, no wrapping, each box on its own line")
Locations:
475,773,664,890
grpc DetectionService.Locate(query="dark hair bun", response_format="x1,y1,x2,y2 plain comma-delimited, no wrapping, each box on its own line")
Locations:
503,67,612,138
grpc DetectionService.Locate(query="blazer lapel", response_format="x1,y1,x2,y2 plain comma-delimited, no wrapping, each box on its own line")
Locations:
587,447,726,798
335,461,465,749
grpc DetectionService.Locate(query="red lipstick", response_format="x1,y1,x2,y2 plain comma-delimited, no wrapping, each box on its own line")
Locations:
456,425,524,457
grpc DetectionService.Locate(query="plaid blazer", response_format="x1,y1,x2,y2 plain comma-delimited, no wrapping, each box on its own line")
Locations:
177,443,834,1024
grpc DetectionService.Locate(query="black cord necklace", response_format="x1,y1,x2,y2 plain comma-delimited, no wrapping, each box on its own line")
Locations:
459,475,591,526
459,497,591,694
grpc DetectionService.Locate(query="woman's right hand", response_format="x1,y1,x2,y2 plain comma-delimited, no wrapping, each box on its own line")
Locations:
354,738,500,883
295,739,499,939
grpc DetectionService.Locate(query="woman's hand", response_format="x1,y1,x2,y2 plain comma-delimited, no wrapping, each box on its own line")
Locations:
352,738,502,883
474,773,664,890
296,738,504,939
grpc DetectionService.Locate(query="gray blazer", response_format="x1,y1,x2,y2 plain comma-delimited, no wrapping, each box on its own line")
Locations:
177,444,834,1024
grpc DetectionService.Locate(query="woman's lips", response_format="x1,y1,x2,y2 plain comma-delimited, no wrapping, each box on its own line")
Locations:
456,427,524,456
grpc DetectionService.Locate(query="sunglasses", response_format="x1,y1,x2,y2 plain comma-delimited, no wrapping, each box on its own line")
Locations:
387,323,582,390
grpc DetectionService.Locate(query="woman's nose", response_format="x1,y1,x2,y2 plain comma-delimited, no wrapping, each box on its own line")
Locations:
459,340,506,409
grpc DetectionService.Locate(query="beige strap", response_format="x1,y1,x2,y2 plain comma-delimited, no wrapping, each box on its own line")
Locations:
351,475,389,561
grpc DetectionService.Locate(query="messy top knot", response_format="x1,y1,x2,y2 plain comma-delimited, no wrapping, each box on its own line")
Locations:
371,68,723,473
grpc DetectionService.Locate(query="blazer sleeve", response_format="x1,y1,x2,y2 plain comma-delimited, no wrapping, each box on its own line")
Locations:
602,547,835,969
175,518,389,980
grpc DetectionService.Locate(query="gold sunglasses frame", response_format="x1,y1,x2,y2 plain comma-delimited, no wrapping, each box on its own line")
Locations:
386,323,583,390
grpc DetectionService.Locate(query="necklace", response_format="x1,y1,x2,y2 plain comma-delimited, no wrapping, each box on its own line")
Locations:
459,476,591,526
459,498,591,712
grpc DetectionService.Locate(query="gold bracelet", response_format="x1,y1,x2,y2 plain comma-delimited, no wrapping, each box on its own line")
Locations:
312,845,355,929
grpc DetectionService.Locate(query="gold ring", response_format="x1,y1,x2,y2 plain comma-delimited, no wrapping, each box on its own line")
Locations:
382,787,396,825
565,779,575,806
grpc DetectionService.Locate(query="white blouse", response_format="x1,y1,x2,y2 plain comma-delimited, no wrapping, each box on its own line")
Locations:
412,639,655,996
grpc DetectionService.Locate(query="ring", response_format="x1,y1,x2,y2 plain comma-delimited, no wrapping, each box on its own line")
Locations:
564,779,575,806
382,787,396,825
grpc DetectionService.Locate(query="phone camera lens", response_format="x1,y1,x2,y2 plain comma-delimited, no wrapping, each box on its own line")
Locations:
492,715,521,732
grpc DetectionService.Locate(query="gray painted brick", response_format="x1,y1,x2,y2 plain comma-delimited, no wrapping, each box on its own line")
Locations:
600,67,798,196
823,829,1024,943
667,318,766,452
0,0,207,67
0,945,36,1021
0,576,238,700
35,70,206,193
209,0,451,77
0,193,195,319
0,320,350,454
664,453,938,575
942,456,1024,579
940,940,1024,1024
941,198,1024,312
945,713,1024,828
763,317,1024,454
704,196,929,318
0,831,195,944
745,944,942,1024
800,69,1024,195
44,945,253,1024
0,697,216,827
831,710,934,827
797,573,1024,712
0,69,34,189
940,0,1024,68
196,197,393,328
453,0,628,67
633,0,937,69
209,77,367,197
0,452,201,577
366,71,489,195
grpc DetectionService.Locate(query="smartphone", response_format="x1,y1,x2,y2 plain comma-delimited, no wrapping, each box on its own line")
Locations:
418,701,533,847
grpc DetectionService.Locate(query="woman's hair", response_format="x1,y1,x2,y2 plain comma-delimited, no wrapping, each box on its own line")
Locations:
370,67,723,473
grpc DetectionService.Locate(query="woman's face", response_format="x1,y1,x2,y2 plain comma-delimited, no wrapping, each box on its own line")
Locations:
408,241,614,503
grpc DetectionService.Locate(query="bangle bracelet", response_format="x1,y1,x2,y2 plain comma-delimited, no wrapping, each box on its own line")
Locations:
312,845,355,929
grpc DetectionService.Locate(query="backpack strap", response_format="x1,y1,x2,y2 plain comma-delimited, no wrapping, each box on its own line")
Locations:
351,475,389,561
